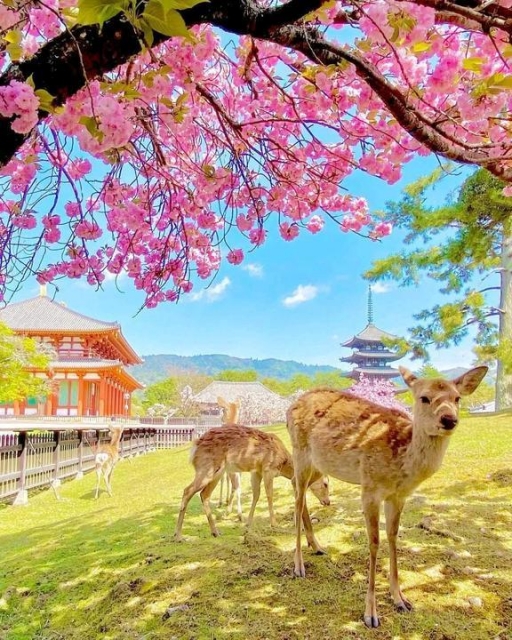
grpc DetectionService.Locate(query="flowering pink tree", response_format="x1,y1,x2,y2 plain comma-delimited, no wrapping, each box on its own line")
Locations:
238,392,292,425
348,374,410,413
1,1,512,305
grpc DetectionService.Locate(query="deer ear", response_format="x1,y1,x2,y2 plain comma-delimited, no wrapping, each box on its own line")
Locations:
453,366,488,396
399,366,417,388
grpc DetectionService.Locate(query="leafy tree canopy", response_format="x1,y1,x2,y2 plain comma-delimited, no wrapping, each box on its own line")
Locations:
0,321,51,403
217,369,258,382
141,377,179,411
365,168,509,363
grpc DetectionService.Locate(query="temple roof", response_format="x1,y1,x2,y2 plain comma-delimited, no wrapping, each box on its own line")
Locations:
193,381,283,404
48,358,143,390
340,351,402,363
0,293,142,365
0,294,117,332
342,323,398,348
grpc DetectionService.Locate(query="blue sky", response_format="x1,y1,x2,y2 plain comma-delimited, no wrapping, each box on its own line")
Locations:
15,156,481,373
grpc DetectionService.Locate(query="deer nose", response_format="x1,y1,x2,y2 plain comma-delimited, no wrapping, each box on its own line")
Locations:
440,415,458,431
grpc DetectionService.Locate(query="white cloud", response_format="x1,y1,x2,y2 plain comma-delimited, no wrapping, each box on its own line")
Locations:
282,284,319,307
242,263,263,278
371,282,391,294
103,270,127,283
191,277,231,302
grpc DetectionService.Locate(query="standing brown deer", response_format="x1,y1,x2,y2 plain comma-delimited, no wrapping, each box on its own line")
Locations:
216,396,241,510
173,423,330,541
94,424,123,499
287,365,487,628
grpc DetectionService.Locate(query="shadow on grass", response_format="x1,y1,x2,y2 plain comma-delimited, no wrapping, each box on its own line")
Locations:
0,453,510,639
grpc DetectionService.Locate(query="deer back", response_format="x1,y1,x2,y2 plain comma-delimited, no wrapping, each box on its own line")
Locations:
192,425,293,477
287,388,413,487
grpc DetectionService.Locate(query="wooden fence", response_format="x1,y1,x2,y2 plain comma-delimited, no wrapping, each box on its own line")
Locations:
0,425,212,505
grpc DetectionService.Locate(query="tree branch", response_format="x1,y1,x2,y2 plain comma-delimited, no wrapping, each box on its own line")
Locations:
1,0,512,180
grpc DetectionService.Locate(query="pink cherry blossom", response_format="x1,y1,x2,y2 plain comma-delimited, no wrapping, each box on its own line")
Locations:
227,249,244,265
0,4,511,306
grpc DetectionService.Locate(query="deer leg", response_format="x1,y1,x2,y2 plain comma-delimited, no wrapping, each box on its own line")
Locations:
292,470,324,555
200,476,223,537
263,471,277,527
362,494,382,628
246,472,262,528
105,464,114,497
217,472,225,508
385,497,412,612
293,470,309,577
173,467,219,541
227,473,242,521
301,501,325,554
94,467,101,499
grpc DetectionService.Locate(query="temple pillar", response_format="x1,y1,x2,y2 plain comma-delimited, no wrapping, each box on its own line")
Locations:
77,375,85,417
99,376,106,417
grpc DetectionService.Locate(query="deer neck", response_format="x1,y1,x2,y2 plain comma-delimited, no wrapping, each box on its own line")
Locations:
401,420,451,490
281,459,294,480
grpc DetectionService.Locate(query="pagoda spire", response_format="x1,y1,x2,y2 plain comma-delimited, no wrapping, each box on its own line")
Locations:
367,284,374,324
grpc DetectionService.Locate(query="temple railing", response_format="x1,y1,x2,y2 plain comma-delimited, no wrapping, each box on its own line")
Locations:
0,424,214,505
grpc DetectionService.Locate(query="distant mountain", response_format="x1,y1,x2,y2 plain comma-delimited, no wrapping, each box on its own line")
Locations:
131,353,343,385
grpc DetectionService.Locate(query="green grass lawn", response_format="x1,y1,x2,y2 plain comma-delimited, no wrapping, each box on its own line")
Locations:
0,415,511,640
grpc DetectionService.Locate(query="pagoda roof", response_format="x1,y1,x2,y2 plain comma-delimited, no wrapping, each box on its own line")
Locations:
340,351,402,363
342,323,398,348
0,294,142,365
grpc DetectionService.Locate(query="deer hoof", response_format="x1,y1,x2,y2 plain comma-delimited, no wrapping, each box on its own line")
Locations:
293,565,306,578
395,598,413,612
364,614,380,628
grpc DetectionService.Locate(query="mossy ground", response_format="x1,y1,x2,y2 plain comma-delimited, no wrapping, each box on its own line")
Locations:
0,415,511,639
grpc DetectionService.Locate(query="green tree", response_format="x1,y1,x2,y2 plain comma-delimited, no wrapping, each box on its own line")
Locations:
260,377,290,396
0,321,51,403
365,168,510,408
142,378,179,413
217,369,258,382
262,371,352,397
311,371,352,390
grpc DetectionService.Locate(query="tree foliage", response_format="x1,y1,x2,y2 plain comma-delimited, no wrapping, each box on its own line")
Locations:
217,369,258,382
141,377,179,412
0,321,51,403
365,169,510,361
1,1,512,305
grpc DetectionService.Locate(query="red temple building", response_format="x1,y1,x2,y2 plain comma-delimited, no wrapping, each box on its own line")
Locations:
0,288,143,417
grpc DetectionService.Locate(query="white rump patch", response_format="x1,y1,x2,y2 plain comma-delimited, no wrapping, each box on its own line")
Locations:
95,453,109,465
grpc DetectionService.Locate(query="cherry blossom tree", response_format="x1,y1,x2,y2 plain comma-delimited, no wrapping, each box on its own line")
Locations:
1,0,512,307
347,373,410,413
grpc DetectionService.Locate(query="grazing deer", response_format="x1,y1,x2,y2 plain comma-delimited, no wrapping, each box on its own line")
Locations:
94,424,123,499
287,365,487,628
173,424,330,541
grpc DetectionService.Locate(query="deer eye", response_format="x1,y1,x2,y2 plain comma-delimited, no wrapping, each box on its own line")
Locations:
420,396,431,404
455,397,461,404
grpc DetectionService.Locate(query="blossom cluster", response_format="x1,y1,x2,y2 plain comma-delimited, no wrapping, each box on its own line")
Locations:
347,374,410,414
1,1,512,304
